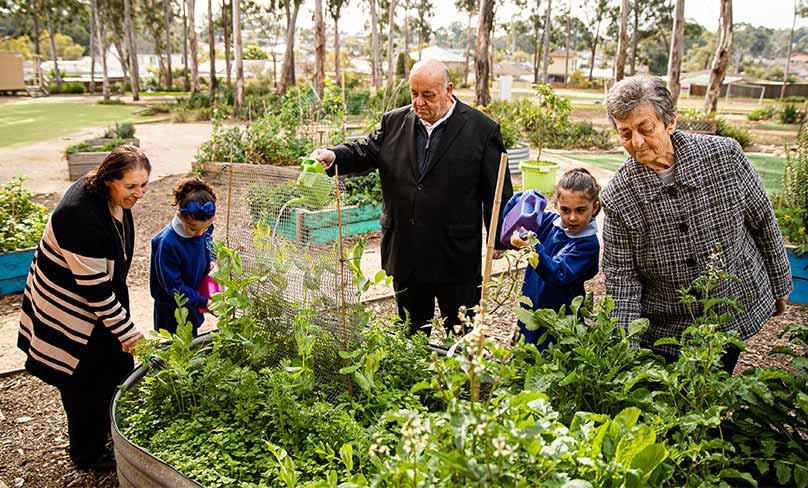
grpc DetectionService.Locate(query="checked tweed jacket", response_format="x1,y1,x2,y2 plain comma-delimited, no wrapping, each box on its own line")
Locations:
600,130,792,356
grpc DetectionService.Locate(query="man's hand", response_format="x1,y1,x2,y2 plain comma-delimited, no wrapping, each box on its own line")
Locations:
121,331,145,355
311,149,336,170
773,297,788,317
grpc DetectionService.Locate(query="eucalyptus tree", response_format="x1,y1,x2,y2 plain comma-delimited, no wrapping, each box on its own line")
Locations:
614,0,629,81
540,0,552,82
208,0,216,94
186,0,199,92
455,0,475,85
667,0,684,106
163,0,172,88
44,0,62,85
327,0,349,83
412,0,432,59
95,0,109,98
123,0,140,99
704,0,732,113
276,0,303,94
233,0,243,112
582,0,608,82
384,0,397,89
314,0,325,96
474,0,494,105
369,0,381,91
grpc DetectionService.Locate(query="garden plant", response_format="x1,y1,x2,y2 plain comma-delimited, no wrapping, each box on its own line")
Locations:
116,239,808,487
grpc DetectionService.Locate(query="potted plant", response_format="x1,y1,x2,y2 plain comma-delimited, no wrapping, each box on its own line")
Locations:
776,128,808,304
86,122,139,147
0,177,49,295
520,84,561,196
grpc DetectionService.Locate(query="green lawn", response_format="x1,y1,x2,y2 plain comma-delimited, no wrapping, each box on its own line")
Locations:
751,122,801,132
0,102,160,148
564,151,785,195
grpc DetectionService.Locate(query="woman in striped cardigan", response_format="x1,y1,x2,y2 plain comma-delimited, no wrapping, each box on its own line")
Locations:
17,145,150,471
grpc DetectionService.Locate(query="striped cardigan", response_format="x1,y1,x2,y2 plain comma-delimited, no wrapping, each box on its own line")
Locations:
17,179,138,387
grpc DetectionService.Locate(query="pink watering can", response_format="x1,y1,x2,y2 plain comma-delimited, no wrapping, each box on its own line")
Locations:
500,190,547,246
197,273,222,314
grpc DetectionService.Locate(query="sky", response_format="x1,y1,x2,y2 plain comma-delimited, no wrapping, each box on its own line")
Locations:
277,0,808,36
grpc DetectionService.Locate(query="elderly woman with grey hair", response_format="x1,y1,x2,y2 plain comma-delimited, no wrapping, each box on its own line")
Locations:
600,75,792,373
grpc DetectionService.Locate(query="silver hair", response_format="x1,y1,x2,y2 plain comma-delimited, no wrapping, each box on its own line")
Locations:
410,59,451,88
606,76,675,128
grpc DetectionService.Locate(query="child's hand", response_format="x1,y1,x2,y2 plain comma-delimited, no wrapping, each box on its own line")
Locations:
209,261,217,272
510,227,531,248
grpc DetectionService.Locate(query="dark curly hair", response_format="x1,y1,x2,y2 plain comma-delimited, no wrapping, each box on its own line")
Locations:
174,178,217,221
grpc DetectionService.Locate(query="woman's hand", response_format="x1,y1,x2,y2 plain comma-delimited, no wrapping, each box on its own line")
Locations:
121,331,145,355
773,297,788,316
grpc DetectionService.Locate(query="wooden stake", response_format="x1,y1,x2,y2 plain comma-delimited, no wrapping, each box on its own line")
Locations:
482,152,509,300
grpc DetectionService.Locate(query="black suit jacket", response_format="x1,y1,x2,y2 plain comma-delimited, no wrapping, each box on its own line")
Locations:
330,98,513,284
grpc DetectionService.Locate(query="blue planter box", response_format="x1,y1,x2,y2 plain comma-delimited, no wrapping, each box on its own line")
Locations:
787,247,808,305
0,248,35,296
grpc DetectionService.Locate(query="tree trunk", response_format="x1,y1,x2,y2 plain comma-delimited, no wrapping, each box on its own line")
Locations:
272,20,280,87
115,40,129,79
614,0,629,81
704,0,732,113
187,0,199,92
667,0,685,106
564,1,570,85
97,11,110,100
385,0,398,90
464,10,472,86
540,0,552,83
208,0,216,94
782,0,798,99
123,0,140,100
33,14,44,87
474,0,493,106
233,0,243,114
279,1,301,94
164,0,172,89
630,0,638,75
333,7,342,83
403,2,410,77
45,7,62,85
182,0,189,90
370,0,381,91
223,0,231,86
89,0,96,94
588,24,600,82
314,0,326,97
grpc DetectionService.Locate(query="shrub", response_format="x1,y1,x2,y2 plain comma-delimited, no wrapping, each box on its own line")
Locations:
777,127,808,253
96,98,126,105
344,171,382,207
104,122,135,139
140,103,172,115
747,106,776,121
566,70,590,89
0,177,49,253
47,81,86,94
680,109,753,149
65,137,127,155
779,103,805,125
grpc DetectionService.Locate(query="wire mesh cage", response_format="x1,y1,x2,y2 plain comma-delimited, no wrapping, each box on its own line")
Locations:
203,161,367,394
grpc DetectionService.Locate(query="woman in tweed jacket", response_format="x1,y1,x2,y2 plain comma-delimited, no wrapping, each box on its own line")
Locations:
600,76,792,373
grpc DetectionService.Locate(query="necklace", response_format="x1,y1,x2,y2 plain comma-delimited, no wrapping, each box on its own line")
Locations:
112,210,127,261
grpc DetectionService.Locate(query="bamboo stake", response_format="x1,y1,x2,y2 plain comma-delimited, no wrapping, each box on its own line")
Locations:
334,164,353,396
482,153,509,301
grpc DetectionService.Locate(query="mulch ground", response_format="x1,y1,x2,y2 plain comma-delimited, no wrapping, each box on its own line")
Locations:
2,173,807,487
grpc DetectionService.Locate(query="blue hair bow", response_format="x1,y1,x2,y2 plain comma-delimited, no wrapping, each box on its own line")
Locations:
180,201,216,217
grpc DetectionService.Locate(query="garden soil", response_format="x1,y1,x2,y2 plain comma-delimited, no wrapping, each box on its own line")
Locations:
1,125,807,487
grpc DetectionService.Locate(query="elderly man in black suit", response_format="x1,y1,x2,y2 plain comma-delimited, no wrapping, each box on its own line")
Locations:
313,59,513,337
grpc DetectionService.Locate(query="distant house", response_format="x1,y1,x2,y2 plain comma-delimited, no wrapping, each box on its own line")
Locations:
411,46,467,72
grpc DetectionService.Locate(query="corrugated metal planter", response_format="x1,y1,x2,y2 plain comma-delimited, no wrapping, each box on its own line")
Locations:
787,245,808,305
111,338,211,488
506,141,530,175
0,248,35,296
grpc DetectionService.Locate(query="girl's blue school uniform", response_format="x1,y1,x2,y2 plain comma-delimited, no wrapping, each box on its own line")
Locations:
150,216,214,334
518,211,600,349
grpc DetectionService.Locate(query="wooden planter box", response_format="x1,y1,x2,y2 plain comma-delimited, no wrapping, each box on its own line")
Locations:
0,248,35,296
787,246,808,305
67,151,110,179
272,204,383,245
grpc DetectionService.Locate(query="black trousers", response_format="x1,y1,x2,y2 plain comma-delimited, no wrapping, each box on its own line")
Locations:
393,278,481,336
59,330,134,465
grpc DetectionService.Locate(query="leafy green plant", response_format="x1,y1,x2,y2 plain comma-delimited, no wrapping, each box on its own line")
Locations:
679,109,753,149
0,177,48,253
748,106,776,121
344,171,382,207
103,121,135,139
777,126,808,253
65,137,127,155
779,103,805,125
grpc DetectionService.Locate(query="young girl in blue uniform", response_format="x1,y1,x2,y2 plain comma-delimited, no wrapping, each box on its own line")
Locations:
507,168,601,349
150,178,216,335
